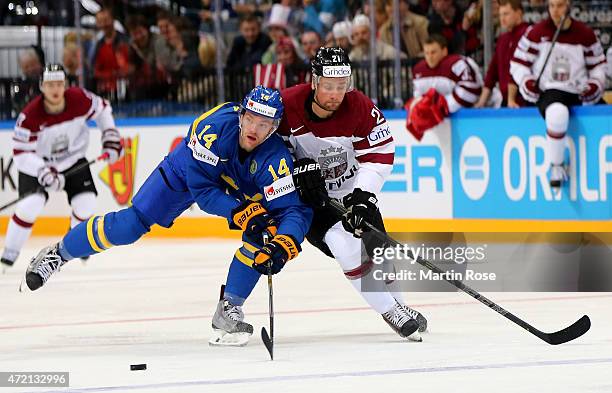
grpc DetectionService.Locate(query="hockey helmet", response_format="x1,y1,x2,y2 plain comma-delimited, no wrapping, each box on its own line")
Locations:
311,47,353,91
41,63,66,83
240,85,284,136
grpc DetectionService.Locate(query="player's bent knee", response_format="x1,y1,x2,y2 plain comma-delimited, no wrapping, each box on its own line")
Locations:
70,192,96,220
545,103,569,134
103,207,151,246
15,193,46,223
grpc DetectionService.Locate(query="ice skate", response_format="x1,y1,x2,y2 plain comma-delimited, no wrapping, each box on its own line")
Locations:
382,301,422,342
209,298,254,347
19,244,66,292
549,164,568,191
400,304,428,333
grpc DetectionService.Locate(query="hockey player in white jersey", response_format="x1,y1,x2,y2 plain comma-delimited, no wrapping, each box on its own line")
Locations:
1,64,122,270
510,0,607,191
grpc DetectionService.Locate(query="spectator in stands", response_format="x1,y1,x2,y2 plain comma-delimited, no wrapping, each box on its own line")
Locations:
18,47,43,79
332,21,352,53
62,43,82,80
349,14,406,62
233,0,273,18
428,0,479,56
261,4,295,65
91,8,130,95
276,36,310,87
157,10,172,39
198,34,217,68
156,15,201,78
13,47,43,114
379,0,429,60
302,0,325,35
318,0,347,31
125,14,169,100
476,0,529,108
300,30,323,62
226,14,272,70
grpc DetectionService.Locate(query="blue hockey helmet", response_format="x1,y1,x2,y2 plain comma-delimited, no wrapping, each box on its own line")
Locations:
241,86,284,130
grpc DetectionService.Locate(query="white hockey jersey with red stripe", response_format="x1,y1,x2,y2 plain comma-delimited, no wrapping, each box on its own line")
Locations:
13,87,116,177
278,83,394,199
510,18,606,95
412,54,483,113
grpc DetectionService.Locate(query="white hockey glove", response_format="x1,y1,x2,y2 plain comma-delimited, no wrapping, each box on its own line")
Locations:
37,166,65,192
101,128,122,164
580,79,603,105
519,75,540,103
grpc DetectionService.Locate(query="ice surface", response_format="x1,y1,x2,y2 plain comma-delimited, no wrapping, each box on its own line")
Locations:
1,237,610,393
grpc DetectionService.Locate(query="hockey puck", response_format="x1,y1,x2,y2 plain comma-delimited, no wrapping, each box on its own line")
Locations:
130,364,147,371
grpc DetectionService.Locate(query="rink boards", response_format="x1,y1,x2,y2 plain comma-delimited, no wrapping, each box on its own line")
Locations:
0,106,610,236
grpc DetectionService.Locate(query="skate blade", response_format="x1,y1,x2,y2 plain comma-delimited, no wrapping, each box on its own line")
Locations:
407,331,423,342
18,277,31,293
208,329,251,347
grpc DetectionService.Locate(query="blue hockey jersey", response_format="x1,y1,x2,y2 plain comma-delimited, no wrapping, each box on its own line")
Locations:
165,102,312,243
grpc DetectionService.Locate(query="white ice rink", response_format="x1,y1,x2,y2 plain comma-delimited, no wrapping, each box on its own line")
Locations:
1,237,611,393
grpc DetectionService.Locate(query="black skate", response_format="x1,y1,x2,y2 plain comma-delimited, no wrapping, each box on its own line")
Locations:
19,244,66,292
382,302,422,341
401,304,428,333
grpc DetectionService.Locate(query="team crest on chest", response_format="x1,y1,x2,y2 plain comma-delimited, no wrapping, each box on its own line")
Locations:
318,146,348,180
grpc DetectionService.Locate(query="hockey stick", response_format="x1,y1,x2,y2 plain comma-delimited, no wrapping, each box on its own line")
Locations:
261,232,274,360
0,153,108,213
326,198,590,345
535,12,568,86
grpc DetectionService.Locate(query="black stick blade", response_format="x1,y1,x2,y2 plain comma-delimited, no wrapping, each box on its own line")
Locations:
261,327,273,360
538,315,591,345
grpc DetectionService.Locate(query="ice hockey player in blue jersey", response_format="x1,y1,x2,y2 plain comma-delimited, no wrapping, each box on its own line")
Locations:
20,87,313,344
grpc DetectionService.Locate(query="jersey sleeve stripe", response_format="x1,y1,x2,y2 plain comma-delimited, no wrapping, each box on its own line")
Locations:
356,152,394,165
355,143,395,156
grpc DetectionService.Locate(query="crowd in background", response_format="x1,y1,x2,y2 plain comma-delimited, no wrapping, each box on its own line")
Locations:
6,0,612,116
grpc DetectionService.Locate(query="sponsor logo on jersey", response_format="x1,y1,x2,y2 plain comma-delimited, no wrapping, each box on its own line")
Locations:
367,123,392,146
250,160,258,174
99,136,138,206
188,134,219,166
264,175,295,201
290,125,305,134
246,99,277,118
322,65,351,78
318,146,348,180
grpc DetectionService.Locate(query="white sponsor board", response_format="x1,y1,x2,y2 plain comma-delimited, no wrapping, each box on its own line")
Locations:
0,119,452,220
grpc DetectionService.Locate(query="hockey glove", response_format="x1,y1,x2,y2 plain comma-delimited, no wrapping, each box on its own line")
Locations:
519,75,540,103
101,128,123,164
37,166,65,192
341,188,383,238
405,88,448,141
580,79,603,105
231,200,278,242
292,157,328,208
253,234,301,275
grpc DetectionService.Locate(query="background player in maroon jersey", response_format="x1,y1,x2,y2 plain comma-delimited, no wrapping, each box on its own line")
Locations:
405,34,483,140
1,64,122,271
510,0,606,191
